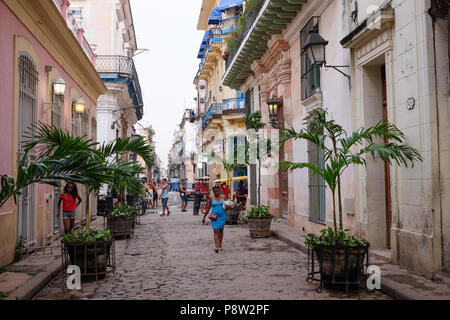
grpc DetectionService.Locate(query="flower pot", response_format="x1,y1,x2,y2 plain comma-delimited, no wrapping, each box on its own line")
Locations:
247,216,272,238
63,239,113,280
314,243,368,291
226,207,239,225
106,215,134,238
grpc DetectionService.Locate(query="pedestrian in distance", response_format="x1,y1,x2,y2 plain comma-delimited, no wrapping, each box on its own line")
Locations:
57,182,82,234
179,179,188,212
234,180,248,210
220,182,229,200
202,185,232,253
152,180,158,209
146,182,153,209
159,178,170,216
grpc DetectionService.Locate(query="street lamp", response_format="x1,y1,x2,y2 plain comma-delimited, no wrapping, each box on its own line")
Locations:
41,78,67,115
303,30,350,78
52,77,66,96
266,95,281,128
73,98,85,113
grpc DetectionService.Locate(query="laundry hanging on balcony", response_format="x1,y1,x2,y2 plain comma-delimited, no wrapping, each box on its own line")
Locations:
217,0,243,12
208,7,222,25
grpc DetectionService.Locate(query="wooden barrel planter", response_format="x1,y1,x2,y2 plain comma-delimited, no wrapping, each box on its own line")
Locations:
314,243,369,291
62,239,115,281
106,215,134,239
248,216,272,238
226,207,240,225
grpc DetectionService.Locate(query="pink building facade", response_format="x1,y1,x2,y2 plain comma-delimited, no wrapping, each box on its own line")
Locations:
0,0,106,266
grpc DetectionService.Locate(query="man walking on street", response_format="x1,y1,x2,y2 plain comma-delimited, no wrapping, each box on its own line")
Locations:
179,179,188,212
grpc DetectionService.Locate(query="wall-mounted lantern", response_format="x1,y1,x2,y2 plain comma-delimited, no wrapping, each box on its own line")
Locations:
73,98,85,113
303,30,350,78
52,77,66,96
267,95,281,128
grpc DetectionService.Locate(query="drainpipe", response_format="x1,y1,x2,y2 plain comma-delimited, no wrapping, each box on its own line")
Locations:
429,6,446,272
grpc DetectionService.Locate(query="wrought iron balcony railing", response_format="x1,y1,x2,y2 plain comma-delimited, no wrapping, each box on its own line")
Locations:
220,16,239,34
95,55,134,76
225,0,265,71
222,97,246,113
96,55,143,120
202,103,222,128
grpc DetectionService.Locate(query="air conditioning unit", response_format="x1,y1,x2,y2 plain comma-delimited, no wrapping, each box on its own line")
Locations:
200,84,206,89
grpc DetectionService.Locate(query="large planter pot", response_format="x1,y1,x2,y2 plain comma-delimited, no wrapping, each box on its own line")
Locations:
248,216,272,238
62,239,114,281
226,207,240,225
314,243,369,291
107,215,134,239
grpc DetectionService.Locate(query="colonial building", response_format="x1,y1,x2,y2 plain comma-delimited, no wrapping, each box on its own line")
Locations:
222,0,450,277
0,0,106,266
194,0,247,193
69,0,144,146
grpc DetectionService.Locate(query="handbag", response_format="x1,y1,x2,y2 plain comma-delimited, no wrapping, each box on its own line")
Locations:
209,214,218,221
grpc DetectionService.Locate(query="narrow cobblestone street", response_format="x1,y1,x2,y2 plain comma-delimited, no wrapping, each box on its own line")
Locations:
35,193,390,300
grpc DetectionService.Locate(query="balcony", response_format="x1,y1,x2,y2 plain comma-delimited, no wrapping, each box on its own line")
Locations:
222,97,246,115
223,0,306,90
197,28,223,80
202,103,222,128
95,55,134,76
96,55,143,120
220,16,238,35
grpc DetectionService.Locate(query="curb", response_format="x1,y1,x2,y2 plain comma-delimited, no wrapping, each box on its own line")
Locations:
271,230,427,300
5,260,63,300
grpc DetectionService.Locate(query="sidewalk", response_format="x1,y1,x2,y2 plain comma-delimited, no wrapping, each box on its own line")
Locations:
271,219,450,300
0,216,104,300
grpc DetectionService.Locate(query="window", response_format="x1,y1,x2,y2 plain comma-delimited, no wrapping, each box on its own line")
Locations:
91,117,97,142
81,112,89,138
71,9,83,28
301,17,321,100
245,88,254,113
51,88,63,129
72,106,80,137
308,133,326,224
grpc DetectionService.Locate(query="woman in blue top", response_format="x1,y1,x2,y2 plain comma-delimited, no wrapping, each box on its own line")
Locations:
159,178,170,216
202,186,231,253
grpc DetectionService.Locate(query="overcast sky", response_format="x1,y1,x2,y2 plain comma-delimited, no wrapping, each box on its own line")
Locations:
131,0,203,170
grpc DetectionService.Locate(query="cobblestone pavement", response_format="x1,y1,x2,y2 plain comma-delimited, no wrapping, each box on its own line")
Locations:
35,193,390,300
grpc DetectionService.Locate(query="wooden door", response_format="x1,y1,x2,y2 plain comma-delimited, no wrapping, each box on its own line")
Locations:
278,103,289,218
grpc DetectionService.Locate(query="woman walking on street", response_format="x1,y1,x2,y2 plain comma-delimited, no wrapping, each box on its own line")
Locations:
57,182,82,234
160,178,170,216
202,186,231,253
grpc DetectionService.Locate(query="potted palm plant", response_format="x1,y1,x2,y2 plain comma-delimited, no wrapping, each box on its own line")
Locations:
106,203,136,238
2,123,154,281
281,109,422,290
244,205,273,238
243,111,277,237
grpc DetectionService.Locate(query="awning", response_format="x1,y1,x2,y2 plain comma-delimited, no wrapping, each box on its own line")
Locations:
214,176,248,183
208,7,222,25
217,0,243,12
